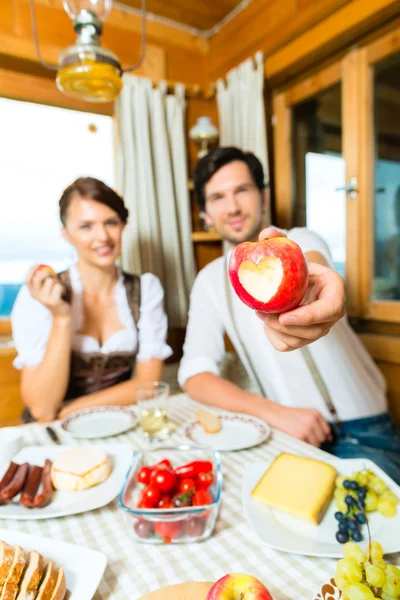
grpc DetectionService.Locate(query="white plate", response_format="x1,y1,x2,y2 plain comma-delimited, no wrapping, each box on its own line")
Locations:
242,457,400,558
185,414,271,451
0,443,132,520
0,528,107,600
61,406,138,438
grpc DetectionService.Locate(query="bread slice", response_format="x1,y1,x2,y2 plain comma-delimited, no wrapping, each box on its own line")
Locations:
35,562,58,600
0,546,26,600
51,447,111,492
16,551,43,600
0,543,15,593
48,569,65,600
197,410,221,434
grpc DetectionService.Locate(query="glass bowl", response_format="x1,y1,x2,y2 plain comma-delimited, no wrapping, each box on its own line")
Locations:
118,444,222,544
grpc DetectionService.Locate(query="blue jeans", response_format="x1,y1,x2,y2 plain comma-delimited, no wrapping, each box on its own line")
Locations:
321,412,400,485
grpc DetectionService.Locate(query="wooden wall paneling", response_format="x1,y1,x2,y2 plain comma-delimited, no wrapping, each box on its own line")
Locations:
0,347,23,427
209,0,352,80
378,362,400,425
342,49,362,317
272,92,293,230
357,47,374,319
0,1,13,35
117,0,243,31
194,242,223,272
361,24,400,323
264,0,400,84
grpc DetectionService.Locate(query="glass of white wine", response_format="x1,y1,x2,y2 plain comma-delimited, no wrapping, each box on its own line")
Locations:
136,381,170,441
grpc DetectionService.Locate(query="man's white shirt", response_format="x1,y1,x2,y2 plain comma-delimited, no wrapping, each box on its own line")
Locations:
178,227,387,422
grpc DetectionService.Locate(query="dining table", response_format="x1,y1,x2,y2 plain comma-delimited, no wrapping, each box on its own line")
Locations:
0,393,355,600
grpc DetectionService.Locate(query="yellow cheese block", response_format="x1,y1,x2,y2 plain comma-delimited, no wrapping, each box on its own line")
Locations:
139,582,213,600
251,452,336,524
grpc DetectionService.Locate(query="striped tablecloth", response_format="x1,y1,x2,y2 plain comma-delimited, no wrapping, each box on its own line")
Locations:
1,394,344,600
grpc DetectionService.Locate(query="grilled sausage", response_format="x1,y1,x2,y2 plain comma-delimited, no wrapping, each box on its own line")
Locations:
33,460,53,508
0,462,19,491
20,465,44,508
0,463,29,503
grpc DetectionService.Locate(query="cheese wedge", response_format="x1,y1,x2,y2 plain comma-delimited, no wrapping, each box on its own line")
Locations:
51,447,111,492
251,452,336,525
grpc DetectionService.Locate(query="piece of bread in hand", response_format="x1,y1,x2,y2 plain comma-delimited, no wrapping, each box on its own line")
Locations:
51,447,111,492
197,410,222,434
16,551,43,600
140,582,214,600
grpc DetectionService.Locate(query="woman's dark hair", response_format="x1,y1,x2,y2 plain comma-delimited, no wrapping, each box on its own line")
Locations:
193,147,266,211
59,177,129,225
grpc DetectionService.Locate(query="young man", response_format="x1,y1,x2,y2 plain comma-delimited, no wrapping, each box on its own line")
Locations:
178,147,400,482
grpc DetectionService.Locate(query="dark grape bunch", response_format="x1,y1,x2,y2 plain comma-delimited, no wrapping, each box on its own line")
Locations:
334,470,398,545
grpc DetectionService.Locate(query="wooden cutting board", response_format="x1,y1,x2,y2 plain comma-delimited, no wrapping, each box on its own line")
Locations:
140,582,214,600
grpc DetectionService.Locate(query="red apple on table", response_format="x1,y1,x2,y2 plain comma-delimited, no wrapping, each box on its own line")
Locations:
228,237,309,313
206,573,273,600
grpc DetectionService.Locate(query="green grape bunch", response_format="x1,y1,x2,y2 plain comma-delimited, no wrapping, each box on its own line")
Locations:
334,541,400,600
334,470,399,544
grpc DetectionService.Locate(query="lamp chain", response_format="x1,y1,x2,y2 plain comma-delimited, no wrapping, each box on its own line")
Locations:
123,0,146,73
29,0,59,72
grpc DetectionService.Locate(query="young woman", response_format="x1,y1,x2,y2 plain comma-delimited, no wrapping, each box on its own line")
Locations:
11,177,172,423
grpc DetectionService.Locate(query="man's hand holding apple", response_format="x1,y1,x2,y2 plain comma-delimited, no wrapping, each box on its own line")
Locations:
236,227,346,352
26,264,71,320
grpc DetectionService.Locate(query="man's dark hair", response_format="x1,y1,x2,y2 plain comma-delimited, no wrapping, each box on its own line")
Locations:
193,147,266,211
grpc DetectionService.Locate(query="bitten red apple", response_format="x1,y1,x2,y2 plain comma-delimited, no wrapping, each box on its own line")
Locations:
35,264,57,277
228,237,309,313
206,573,273,600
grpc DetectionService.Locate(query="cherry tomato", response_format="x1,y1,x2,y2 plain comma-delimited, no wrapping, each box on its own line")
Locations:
197,472,214,490
172,493,192,508
158,495,174,509
183,517,206,537
153,521,182,542
175,460,213,478
136,466,152,486
150,468,177,493
192,490,213,506
152,459,172,472
178,478,196,495
134,518,153,539
138,484,160,508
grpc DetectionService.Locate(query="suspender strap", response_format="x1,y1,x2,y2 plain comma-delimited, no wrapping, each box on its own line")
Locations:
300,346,340,423
224,258,267,397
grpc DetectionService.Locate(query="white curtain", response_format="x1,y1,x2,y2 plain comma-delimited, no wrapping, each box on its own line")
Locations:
216,51,270,222
116,75,196,328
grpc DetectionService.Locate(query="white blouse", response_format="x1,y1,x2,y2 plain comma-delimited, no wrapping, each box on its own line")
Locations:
11,265,173,369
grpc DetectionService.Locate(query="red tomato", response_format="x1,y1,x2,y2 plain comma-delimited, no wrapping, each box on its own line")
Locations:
178,478,196,495
158,496,174,509
183,517,206,537
150,468,177,493
197,472,214,490
152,459,172,471
136,466,152,486
192,490,213,506
153,521,182,542
138,484,160,508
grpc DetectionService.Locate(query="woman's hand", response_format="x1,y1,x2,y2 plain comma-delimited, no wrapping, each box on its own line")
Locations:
256,228,345,351
26,265,71,319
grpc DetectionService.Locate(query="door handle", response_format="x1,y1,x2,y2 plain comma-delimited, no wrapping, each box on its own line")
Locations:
335,177,358,199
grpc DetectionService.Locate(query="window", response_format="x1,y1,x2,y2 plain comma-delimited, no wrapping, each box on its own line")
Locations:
0,99,115,316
